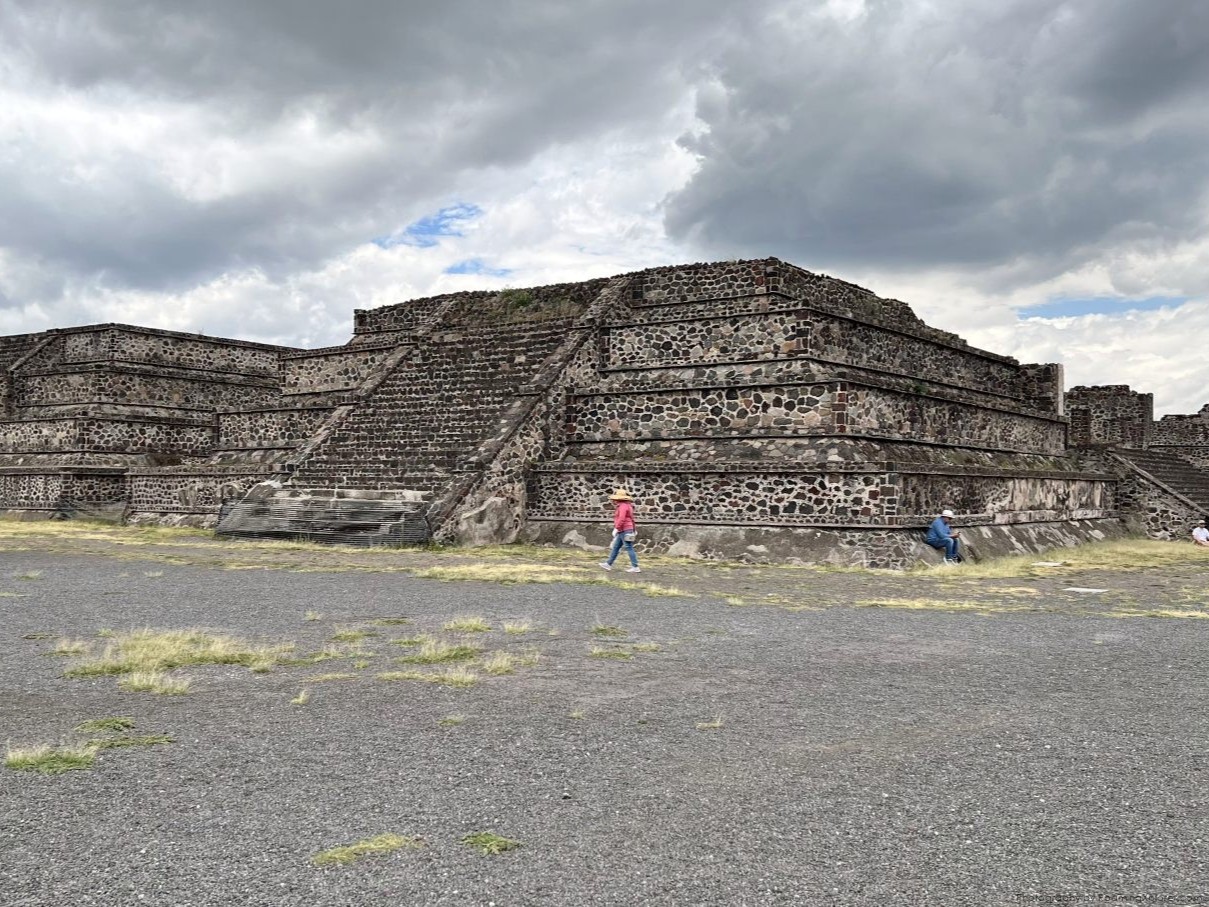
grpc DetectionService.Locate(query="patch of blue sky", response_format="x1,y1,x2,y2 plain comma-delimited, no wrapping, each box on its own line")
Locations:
373,203,483,249
444,259,513,278
1018,296,1188,319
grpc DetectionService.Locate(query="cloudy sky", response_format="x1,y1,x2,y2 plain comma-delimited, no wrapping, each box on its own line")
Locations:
1,0,1207,413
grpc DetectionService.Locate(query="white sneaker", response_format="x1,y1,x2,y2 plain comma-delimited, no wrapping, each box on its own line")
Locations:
599,561,612,571
626,566,641,573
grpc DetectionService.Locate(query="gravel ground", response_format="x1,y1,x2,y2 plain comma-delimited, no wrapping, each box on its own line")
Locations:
1,542,1208,906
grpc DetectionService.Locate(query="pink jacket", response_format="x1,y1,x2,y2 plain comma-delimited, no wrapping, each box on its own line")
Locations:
613,501,635,532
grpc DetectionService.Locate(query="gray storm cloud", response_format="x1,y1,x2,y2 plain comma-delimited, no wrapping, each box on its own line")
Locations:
664,0,1209,289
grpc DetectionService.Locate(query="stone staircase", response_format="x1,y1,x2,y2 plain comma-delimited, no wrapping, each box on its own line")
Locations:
216,318,581,543
1113,447,1209,514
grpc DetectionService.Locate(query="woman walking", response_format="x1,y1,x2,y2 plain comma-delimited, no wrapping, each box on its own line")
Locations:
600,488,640,573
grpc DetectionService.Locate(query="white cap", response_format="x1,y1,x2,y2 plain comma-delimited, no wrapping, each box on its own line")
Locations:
941,509,955,518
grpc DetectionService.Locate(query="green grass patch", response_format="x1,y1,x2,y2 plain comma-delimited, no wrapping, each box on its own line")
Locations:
373,617,412,626
438,714,466,727
309,672,358,682
460,831,522,855
312,833,425,867
5,743,96,774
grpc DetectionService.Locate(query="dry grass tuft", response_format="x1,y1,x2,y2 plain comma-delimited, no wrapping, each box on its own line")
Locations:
117,671,190,695
398,639,482,665
377,667,479,688
62,628,294,678
73,717,135,733
438,714,466,727
85,734,174,750
480,652,517,675
5,743,97,774
856,598,1033,614
1107,608,1209,620
390,634,430,648
304,611,324,622
592,624,627,638
443,616,491,633
514,648,540,667
696,717,724,730
309,672,357,682
49,638,91,657
914,538,1209,580
312,833,425,866
291,689,311,705
414,564,570,585
503,621,534,635
631,642,662,653
589,646,632,660
331,628,377,643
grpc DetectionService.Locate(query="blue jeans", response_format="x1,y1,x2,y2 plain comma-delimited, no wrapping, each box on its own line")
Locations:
929,537,960,560
607,532,638,568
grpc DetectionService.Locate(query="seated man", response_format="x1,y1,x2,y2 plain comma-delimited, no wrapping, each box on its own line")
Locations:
926,509,962,563
1193,519,1209,549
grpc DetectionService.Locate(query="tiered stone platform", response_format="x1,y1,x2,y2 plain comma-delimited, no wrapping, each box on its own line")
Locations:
0,259,1125,565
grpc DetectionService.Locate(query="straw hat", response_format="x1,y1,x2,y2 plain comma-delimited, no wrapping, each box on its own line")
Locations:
609,488,634,502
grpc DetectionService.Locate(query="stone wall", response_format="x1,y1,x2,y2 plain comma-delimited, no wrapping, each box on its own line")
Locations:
59,326,288,376
0,417,213,455
603,307,1026,401
127,468,271,517
1151,405,1209,466
0,468,126,512
528,464,1114,528
1115,468,1203,540
217,407,335,450
281,345,397,395
14,366,280,414
1066,385,1153,448
565,380,1065,454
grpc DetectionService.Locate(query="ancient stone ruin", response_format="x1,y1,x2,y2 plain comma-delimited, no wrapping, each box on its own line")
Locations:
1066,385,1209,540
2,257,1195,567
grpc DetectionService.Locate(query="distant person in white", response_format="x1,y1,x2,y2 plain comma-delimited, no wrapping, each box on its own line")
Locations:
1193,519,1209,548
